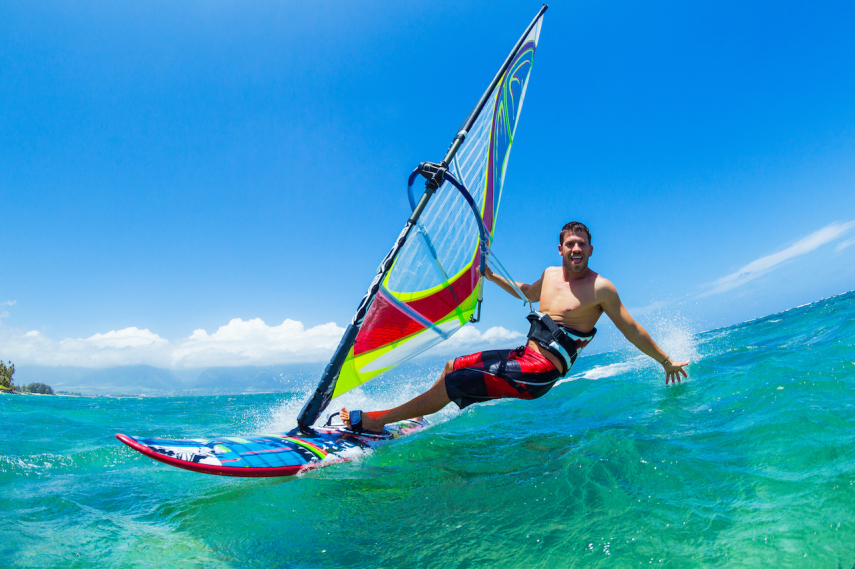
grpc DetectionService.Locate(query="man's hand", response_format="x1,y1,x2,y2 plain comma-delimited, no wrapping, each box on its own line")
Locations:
479,265,540,301
664,360,689,385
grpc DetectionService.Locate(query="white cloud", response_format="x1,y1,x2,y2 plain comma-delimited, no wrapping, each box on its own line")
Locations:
170,318,345,368
426,325,525,354
85,327,167,349
1,301,16,320
0,318,346,369
698,220,855,298
2,327,172,368
836,235,855,252
0,318,526,368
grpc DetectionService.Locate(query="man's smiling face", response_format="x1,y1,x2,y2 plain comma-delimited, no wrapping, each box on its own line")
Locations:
559,230,593,274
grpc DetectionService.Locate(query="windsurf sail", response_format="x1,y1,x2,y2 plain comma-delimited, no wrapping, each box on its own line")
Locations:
297,5,548,429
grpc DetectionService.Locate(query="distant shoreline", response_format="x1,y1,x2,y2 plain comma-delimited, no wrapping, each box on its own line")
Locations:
0,390,81,397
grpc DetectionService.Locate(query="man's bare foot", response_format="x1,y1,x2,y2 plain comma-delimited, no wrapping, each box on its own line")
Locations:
340,408,385,432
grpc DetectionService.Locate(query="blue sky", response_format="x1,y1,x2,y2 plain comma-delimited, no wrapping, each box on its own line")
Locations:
2,0,854,367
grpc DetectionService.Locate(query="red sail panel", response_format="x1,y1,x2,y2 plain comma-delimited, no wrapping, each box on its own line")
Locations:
354,261,481,356
354,291,425,356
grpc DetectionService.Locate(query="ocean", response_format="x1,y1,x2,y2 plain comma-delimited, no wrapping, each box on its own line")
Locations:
2,291,854,568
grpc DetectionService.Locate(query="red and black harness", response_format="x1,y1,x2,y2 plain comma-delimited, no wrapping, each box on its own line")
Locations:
525,312,596,375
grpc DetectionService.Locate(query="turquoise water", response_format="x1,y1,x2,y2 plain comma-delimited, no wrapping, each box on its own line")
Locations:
2,292,855,568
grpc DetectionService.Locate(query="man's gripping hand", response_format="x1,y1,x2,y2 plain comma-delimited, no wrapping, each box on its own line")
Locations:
479,265,495,281
664,360,689,385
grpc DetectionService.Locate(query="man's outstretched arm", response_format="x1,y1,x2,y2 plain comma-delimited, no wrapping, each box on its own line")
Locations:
482,266,543,302
599,280,689,384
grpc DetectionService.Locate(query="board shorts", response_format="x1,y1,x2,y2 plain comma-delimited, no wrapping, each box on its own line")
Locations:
444,345,562,410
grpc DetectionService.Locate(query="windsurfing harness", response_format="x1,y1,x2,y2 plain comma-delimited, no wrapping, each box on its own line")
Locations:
525,312,596,376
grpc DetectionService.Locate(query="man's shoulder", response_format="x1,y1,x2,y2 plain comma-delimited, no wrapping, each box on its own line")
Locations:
538,266,564,282
592,273,618,296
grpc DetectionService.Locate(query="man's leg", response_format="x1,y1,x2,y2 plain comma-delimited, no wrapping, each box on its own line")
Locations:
342,360,455,432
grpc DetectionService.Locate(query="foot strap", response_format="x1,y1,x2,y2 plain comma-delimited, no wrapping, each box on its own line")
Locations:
347,410,385,435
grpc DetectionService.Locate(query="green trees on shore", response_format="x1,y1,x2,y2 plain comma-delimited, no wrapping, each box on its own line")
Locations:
24,383,54,394
0,360,14,390
1,361,55,394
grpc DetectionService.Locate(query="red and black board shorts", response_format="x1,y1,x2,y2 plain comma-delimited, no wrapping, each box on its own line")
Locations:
444,346,562,410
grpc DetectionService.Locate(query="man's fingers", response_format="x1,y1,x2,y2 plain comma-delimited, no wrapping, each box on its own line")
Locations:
665,369,687,384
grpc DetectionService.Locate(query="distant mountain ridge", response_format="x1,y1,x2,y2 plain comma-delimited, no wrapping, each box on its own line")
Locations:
14,363,327,396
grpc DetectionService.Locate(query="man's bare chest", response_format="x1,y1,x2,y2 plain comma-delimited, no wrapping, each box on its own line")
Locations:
539,277,599,315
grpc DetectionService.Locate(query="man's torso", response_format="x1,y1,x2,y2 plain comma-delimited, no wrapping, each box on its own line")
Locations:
527,266,604,373
538,266,603,332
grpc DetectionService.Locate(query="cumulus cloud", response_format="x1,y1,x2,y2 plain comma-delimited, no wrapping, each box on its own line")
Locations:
0,318,346,369
0,316,524,369
86,327,168,349
427,325,525,354
2,327,171,368
698,220,855,298
170,318,345,367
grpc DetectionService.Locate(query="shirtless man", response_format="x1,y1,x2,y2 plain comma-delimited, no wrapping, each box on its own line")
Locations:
341,221,689,433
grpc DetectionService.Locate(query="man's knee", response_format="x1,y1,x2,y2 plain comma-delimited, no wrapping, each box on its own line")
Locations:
443,359,455,376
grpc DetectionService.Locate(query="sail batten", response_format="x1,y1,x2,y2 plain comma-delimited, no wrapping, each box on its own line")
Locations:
296,6,548,429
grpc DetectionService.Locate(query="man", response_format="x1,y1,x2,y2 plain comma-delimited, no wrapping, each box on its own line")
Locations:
341,221,689,433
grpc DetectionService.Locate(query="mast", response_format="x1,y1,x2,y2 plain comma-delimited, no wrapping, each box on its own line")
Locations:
296,5,548,430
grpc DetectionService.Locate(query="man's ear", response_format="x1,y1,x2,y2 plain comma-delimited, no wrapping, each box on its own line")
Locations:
558,244,562,256
589,245,594,257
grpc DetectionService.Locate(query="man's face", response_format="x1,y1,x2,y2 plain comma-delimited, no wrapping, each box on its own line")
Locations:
558,230,592,273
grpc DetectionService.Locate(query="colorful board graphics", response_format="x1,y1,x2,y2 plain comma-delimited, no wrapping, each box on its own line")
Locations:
331,16,545,398
116,419,426,478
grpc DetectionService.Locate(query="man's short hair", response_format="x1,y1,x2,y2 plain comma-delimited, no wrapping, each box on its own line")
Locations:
559,221,591,245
